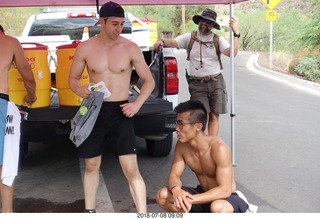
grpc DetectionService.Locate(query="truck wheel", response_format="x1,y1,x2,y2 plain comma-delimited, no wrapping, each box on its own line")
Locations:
19,141,29,164
146,133,173,157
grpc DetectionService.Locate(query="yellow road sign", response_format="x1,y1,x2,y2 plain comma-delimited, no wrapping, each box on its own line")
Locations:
266,10,277,21
262,0,282,9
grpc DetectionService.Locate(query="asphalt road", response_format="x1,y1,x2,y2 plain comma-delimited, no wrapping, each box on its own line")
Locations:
217,51,320,213
4,50,320,213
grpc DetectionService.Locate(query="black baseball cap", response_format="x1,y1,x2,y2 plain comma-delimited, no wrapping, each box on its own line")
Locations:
100,1,124,18
95,1,125,26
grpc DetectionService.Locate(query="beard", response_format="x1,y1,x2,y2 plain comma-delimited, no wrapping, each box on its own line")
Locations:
198,24,213,35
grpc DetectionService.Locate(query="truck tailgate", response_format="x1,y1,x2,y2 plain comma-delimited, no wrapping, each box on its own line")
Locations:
25,97,173,121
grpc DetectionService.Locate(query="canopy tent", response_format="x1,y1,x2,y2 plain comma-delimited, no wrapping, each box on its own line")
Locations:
0,0,249,165
0,0,248,7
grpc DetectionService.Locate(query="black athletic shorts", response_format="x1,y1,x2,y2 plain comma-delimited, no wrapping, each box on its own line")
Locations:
181,185,249,213
77,100,137,158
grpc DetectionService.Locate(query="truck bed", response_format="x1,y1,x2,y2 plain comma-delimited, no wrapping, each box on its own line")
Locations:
25,97,173,121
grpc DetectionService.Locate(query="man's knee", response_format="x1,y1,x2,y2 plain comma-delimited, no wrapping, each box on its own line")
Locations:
119,155,140,179
84,157,101,173
156,187,169,207
210,200,234,213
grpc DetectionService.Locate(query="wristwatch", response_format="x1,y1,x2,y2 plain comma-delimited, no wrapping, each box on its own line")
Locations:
234,32,240,38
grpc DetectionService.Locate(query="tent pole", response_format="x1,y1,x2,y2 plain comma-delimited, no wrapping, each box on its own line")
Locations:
229,2,236,166
96,0,99,14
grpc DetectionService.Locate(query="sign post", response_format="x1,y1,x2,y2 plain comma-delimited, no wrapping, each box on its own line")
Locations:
261,0,281,69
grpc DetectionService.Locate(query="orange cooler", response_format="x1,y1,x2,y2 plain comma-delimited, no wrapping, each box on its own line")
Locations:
9,43,51,108
56,41,89,106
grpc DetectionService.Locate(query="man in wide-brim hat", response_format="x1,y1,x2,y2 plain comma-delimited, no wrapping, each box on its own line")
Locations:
153,8,240,137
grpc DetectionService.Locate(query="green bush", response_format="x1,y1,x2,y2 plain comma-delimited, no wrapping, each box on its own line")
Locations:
294,55,320,82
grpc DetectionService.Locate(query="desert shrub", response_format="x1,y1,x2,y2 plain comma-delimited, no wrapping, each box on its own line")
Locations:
289,59,299,75
294,56,320,82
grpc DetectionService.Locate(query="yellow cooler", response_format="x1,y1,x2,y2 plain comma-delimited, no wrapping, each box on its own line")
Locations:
56,41,89,106
9,43,51,108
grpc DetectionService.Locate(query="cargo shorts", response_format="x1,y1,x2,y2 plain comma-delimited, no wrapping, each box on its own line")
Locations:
188,73,228,114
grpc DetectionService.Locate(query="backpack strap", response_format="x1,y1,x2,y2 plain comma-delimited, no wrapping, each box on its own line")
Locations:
186,31,197,61
213,34,223,70
186,31,223,70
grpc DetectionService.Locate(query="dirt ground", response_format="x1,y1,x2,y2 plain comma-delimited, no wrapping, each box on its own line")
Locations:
257,52,320,84
257,52,289,74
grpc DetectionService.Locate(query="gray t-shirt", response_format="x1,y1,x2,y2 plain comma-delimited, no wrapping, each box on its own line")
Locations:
175,30,229,77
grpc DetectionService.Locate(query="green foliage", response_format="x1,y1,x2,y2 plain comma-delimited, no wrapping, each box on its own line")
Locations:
234,2,320,82
294,55,320,82
237,10,269,51
272,9,305,52
124,5,216,37
236,8,306,52
0,7,41,36
300,0,320,50
125,5,176,37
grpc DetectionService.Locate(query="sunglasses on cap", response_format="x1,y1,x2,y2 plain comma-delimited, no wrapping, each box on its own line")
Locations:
200,18,213,25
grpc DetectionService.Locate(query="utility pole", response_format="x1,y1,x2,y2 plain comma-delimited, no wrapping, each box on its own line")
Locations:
182,5,186,34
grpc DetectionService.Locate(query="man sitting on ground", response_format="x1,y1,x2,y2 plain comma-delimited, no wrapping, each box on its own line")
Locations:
156,100,256,213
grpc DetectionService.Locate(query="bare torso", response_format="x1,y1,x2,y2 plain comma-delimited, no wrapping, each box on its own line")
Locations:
69,17,154,118
76,35,135,101
0,33,15,94
181,136,236,192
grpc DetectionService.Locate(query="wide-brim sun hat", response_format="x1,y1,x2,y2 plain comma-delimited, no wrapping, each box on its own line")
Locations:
192,8,221,30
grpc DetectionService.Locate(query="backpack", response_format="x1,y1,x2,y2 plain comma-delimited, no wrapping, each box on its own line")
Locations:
186,30,223,70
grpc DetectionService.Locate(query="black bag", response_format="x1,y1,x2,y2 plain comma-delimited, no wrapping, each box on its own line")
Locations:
185,68,191,84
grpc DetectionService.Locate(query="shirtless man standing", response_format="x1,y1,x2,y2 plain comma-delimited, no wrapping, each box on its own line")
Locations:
156,100,249,213
0,24,36,212
68,2,154,213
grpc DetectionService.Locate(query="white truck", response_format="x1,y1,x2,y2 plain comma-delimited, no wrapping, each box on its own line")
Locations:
19,8,153,73
16,8,179,161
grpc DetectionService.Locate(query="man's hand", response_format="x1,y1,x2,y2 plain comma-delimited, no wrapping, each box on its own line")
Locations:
24,95,37,106
78,83,91,99
172,187,193,213
229,17,239,34
120,102,141,118
153,39,163,52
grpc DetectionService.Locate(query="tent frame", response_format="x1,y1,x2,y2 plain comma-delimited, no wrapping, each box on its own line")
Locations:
1,0,249,166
